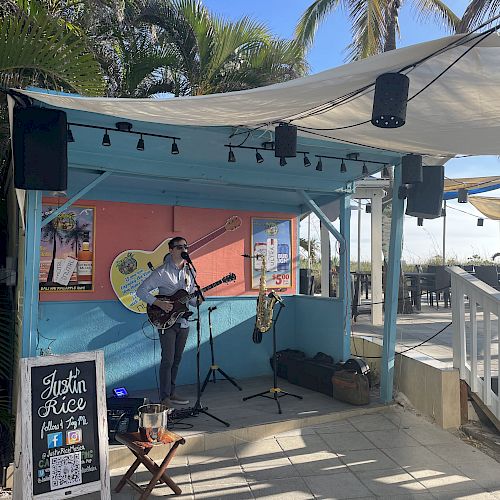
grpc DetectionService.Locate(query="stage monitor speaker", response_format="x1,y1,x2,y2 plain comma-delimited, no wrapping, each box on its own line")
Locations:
13,107,68,190
405,165,444,219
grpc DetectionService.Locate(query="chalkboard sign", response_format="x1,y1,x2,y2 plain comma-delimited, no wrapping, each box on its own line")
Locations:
14,352,110,499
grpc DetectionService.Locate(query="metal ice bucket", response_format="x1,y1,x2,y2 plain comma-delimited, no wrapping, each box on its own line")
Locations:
138,404,168,443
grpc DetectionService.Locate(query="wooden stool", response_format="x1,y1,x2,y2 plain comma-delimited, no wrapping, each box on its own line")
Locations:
114,430,185,498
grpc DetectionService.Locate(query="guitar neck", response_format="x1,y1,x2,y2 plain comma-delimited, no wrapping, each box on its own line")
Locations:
189,226,226,254
188,278,225,300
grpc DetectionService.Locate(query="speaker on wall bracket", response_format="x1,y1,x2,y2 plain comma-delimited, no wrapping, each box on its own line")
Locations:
405,165,444,219
13,106,68,190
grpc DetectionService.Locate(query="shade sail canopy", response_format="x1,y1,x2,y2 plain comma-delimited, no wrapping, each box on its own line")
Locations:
469,196,500,220
443,176,500,200
15,31,500,158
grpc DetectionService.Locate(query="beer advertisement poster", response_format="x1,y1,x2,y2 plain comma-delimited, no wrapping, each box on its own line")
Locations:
251,218,292,289
40,204,95,291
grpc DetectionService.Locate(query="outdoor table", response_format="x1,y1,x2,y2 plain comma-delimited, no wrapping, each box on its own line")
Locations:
114,430,185,499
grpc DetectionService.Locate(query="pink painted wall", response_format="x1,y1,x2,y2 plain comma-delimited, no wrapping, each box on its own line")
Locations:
40,198,297,302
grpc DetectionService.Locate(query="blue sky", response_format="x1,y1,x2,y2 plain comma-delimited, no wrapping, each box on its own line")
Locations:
205,0,500,262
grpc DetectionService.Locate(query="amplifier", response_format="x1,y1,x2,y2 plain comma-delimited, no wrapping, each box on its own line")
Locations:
106,397,147,443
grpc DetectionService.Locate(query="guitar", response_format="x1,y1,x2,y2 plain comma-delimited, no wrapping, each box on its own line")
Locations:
147,273,236,329
110,216,242,313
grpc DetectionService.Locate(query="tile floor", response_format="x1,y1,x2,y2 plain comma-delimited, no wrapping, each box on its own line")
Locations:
80,405,500,499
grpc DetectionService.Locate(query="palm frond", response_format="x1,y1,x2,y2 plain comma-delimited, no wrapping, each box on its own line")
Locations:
411,0,460,32
345,0,385,61
295,0,343,49
0,2,105,95
457,0,500,33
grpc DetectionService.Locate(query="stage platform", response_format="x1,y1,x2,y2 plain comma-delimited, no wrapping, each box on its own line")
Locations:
109,375,384,471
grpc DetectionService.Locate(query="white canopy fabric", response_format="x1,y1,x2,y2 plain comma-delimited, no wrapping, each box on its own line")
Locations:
16,32,500,158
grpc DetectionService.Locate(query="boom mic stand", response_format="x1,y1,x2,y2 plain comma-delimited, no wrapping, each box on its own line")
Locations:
184,257,229,427
242,296,302,414
201,306,242,394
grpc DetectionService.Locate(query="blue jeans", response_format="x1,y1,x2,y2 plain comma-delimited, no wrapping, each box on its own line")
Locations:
159,324,189,400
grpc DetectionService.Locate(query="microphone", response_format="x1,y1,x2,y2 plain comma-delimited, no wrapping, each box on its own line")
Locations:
269,291,285,307
241,254,253,258
181,251,192,264
208,306,217,312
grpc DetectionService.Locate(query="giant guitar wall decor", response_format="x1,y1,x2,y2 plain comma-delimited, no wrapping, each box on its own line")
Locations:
147,273,236,329
110,216,241,313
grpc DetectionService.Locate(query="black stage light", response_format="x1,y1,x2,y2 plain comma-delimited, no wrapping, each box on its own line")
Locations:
136,134,145,151
458,188,468,203
366,204,372,213
256,150,264,163
67,126,75,143
279,157,287,166
315,158,323,171
372,73,410,128
340,159,347,173
303,153,311,167
171,140,179,155
102,129,111,146
362,162,368,175
477,218,484,226
417,217,423,226
228,148,236,162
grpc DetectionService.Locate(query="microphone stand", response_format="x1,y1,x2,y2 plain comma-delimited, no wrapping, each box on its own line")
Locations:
242,298,302,414
184,258,229,427
201,306,242,394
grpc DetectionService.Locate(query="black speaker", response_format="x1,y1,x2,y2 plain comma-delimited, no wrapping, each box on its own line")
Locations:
371,73,409,128
402,154,422,184
274,123,297,158
13,107,68,190
406,166,444,219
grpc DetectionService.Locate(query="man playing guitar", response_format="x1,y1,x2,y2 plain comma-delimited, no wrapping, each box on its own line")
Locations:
137,236,201,407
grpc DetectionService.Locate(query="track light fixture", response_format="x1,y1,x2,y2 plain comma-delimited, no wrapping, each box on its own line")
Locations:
458,188,468,203
477,218,484,226
316,158,323,171
313,154,388,175
417,218,423,226
303,153,311,167
67,125,74,143
68,122,181,154
223,144,309,167
102,129,111,147
136,134,144,151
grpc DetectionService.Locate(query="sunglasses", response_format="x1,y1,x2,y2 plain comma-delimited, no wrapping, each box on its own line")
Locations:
173,244,188,250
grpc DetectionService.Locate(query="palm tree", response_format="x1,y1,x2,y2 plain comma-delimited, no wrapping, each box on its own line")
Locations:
134,0,308,96
295,0,459,61
65,221,90,259
41,216,66,283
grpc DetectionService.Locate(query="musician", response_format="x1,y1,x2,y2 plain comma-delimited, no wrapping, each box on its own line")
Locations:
137,236,200,407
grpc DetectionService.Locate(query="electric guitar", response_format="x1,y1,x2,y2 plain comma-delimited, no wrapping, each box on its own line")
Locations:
147,273,236,329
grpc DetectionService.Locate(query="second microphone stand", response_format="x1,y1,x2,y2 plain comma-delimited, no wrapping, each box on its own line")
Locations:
185,259,229,427
201,306,242,394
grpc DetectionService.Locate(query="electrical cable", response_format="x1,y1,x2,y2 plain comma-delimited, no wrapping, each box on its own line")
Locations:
352,321,452,359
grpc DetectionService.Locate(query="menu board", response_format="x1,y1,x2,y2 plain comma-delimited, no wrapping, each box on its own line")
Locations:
14,352,110,499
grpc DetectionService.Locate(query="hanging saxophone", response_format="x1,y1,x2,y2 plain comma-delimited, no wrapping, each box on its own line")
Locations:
253,253,280,344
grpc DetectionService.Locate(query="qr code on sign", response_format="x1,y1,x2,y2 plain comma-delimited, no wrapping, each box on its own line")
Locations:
50,451,82,490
